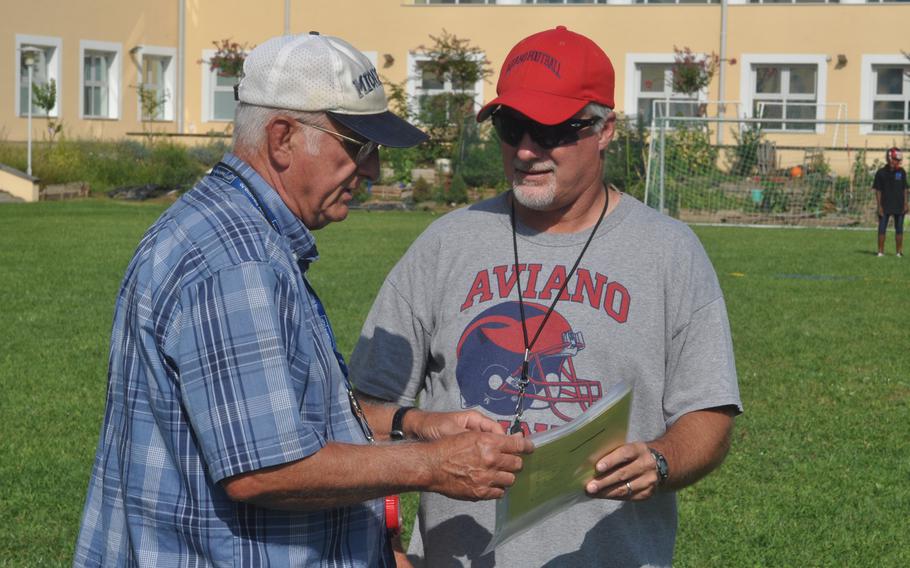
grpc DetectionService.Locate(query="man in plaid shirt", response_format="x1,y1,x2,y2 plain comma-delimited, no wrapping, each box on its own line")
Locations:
73,33,532,568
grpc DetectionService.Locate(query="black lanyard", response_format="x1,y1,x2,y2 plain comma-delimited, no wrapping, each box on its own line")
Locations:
507,187,610,435
208,162,375,442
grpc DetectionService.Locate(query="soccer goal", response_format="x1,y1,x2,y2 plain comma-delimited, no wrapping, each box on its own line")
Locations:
642,107,910,227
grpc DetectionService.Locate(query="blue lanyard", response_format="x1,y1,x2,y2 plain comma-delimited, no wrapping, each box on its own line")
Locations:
210,162,283,235
304,276,374,442
210,161,374,441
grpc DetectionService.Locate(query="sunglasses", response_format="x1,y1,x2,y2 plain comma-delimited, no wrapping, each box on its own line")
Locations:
296,120,379,166
492,109,602,149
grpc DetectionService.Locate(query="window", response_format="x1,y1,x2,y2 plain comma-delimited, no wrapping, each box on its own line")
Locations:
870,66,909,132
16,35,61,117
413,0,495,4
635,63,701,124
80,41,122,119
740,55,827,133
201,48,241,122
861,55,910,134
752,65,817,131
625,55,703,126
84,53,111,117
748,0,838,3
138,47,176,122
635,0,716,4
407,54,484,124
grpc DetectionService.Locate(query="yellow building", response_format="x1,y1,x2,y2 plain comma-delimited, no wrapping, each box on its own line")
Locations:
4,0,910,156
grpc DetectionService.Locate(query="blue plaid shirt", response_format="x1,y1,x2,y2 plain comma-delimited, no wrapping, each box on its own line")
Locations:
74,154,393,567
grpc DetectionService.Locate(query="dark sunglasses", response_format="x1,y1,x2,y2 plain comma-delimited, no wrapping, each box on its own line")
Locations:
491,109,602,149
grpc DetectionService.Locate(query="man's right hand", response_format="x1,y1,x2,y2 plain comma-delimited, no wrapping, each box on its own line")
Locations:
425,432,533,501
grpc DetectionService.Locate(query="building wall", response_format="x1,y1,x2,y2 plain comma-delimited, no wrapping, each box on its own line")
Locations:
3,1,910,153
2,0,178,140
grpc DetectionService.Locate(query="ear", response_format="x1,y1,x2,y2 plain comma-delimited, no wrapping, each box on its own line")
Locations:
596,112,617,151
266,116,296,170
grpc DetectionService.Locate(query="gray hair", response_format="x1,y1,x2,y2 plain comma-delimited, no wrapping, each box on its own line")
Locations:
232,103,328,157
582,102,614,133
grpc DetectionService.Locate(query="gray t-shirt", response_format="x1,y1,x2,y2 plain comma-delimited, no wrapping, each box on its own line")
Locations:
350,193,742,567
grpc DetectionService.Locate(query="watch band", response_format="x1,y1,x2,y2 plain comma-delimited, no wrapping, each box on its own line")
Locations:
390,406,415,441
649,447,669,486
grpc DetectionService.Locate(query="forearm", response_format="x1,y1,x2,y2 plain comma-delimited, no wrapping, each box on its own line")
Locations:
222,420,531,510
223,441,432,511
649,407,735,491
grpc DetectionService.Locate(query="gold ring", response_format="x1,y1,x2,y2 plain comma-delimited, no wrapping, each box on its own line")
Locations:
625,481,633,497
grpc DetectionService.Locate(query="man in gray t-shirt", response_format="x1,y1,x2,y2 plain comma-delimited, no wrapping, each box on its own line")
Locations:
351,26,742,567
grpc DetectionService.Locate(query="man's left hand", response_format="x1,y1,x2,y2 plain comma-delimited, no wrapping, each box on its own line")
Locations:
409,409,505,440
584,442,659,501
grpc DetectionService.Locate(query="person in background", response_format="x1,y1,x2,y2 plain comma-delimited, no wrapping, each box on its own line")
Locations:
872,146,908,257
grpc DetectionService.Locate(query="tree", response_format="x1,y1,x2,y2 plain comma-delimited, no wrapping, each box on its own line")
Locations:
671,47,719,117
135,84,170,142
31,78,62,142
413,30,492,162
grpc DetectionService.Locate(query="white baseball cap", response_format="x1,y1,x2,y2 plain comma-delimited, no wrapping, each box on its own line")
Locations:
236,32,427,148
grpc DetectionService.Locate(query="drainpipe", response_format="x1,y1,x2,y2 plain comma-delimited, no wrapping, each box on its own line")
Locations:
177,0,185,133
717,0,728,146
285,0,291,35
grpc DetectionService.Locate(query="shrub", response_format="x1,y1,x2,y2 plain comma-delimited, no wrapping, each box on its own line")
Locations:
382,146,420,184
604,113,648,194
411,176,432,202
727,125,763,177
445,172,469,204
454,122,502,189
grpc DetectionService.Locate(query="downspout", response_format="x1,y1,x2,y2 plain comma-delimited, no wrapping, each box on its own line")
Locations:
285,0,291,35
177,0,185,133
717,0,728,146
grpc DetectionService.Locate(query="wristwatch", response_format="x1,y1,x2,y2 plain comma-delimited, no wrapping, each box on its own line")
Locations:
389,406,415,441
648,447,669,486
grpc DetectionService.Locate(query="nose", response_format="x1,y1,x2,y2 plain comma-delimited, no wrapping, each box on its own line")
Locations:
358,149,381,182
514,132,544,162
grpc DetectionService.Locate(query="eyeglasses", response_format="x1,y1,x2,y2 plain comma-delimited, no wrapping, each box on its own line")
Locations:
491,109,602,150
296,120,378,166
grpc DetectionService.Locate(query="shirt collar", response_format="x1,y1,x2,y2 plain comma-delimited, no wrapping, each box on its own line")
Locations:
221,152,319,264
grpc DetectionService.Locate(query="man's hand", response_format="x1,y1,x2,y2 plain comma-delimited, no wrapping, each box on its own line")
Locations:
878,205,884,216
425,432,533,501
408,409,505,440
584,442,659,501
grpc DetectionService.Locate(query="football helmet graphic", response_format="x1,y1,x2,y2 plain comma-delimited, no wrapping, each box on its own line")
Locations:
455,301,602,422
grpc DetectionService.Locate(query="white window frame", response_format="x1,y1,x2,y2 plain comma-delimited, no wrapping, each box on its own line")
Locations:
860,54,910,135
136,46,177,122
201,48,243,123
15,34,62,118
407,51,485,124
79,40,122,120
740,54,827,134
624,53,707,126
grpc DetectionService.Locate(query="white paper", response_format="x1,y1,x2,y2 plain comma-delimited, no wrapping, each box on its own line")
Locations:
484,382,632,554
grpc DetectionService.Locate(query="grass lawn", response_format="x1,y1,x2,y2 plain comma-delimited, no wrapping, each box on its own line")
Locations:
1,199,907,566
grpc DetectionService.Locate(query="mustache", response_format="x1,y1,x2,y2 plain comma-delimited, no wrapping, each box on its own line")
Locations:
512,158,556,174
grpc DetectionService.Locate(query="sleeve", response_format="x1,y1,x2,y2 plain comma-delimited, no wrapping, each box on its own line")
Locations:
349,235,439,406
872,169,884,192
663,233,743,426
174,261,324,483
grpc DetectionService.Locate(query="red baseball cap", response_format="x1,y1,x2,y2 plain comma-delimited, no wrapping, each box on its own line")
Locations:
887,147,902,162
477,26,615,125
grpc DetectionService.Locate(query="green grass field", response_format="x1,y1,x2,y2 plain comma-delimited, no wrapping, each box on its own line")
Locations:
1,200,907,566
